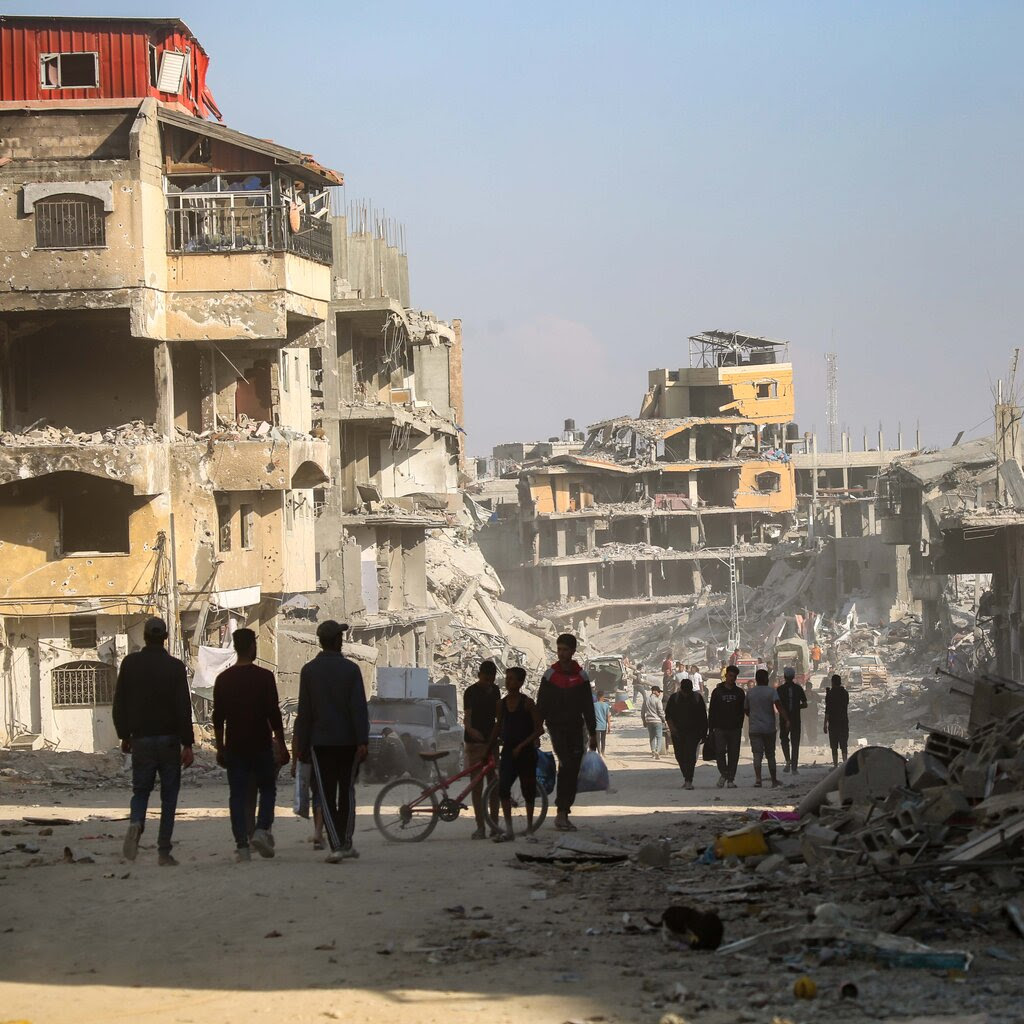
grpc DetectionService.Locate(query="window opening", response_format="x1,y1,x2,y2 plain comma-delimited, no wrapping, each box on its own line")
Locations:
216,497,232,552
69,616,97,650
755,471,782,493
40,52,99,89
60,488,130,554
240,503,255,550
52,661,115,708
755,380,779,400
34,195,106,249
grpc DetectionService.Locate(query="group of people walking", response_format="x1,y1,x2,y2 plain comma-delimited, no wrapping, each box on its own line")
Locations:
112,616,854,864
113,616,370,865
636,663,853,790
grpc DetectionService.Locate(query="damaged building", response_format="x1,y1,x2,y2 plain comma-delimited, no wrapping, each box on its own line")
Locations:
0,15,340,749
279,200,467,682
486,332,800,630
794,431,917,623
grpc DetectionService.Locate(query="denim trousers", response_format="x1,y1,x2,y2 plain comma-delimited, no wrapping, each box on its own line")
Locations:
130,734,181,853
226,747,278,848
646,721,664,752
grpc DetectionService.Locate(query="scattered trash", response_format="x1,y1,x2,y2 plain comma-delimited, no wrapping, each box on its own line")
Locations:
645,906,724,950
792,975,817,999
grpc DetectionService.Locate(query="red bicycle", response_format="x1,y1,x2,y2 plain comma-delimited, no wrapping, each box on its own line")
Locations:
373,750,549,842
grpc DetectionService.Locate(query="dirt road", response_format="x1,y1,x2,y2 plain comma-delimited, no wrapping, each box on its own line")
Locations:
1,725,1012,1023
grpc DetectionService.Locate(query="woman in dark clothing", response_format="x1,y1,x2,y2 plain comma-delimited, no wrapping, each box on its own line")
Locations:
664,678,708,790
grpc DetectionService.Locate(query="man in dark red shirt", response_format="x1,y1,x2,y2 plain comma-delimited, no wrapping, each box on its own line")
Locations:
213,629,288,862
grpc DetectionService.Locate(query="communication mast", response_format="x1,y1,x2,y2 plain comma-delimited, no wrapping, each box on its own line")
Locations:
825,352,839,453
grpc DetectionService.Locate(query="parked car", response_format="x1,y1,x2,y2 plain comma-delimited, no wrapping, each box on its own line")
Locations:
365,697,464,782
842,654,889,689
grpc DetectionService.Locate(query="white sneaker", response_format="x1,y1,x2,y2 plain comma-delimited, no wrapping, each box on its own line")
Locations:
251,829,275,859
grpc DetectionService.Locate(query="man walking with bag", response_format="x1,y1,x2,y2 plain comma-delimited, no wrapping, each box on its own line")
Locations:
294,621,369,863
537,633,597,832
213,628,288,862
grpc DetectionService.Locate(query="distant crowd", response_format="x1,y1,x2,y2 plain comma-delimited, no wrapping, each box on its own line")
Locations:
110,618,851,865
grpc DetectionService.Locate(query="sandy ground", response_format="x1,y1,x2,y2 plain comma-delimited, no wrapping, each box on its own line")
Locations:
0,721,1003,1024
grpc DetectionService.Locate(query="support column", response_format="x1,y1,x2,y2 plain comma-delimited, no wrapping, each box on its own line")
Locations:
645,563,654,598
558,569,569,601
555,523,567,558
153,341,174,437
199,344,217,431
587,569,598,599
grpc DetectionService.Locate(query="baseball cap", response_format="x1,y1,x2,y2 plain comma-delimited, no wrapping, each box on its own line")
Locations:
316,620,349,644
143,616,168,640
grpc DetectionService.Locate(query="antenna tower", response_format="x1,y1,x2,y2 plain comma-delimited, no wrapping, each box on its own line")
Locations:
825,352,839,453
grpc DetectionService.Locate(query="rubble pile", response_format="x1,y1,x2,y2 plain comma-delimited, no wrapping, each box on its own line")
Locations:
426,528,553,690
0,415,324,449
0,747,222,791
0,419,164,447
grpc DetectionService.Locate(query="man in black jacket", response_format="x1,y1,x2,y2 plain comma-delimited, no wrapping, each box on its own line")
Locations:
777,666,808,775
113,617,194,866
707,665,745,789
294,621,369,863
665,678,707,789
537,633,596,832
824,674,850,767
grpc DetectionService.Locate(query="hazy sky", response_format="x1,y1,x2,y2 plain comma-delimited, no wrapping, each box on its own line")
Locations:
25,1,1024,453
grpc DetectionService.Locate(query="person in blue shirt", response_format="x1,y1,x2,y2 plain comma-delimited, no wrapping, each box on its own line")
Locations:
593,690,611,754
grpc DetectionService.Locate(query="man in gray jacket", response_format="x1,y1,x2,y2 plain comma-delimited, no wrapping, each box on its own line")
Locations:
294,621,369,863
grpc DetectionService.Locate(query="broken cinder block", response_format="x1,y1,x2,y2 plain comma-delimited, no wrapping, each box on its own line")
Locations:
907,751,949,792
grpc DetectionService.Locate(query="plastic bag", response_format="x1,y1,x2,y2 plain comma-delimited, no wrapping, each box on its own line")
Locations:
577,751,610,793
701,732,717,762
293,761,311,818
536,749,556,795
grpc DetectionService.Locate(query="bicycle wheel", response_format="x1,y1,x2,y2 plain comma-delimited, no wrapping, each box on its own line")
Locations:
483,776,548,836
374,778,439,842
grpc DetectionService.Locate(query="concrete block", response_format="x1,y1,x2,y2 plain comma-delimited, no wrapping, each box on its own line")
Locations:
918,786,970,825
908,751,949,791
837,746,909,805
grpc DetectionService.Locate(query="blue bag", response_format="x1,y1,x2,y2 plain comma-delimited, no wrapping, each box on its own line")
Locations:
577,751,611,793
536,749,556,795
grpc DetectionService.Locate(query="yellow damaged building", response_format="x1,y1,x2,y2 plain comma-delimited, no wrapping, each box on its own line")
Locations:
512,332,799,628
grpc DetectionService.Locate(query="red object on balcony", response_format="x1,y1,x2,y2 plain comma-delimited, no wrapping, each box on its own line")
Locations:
0,15,222,120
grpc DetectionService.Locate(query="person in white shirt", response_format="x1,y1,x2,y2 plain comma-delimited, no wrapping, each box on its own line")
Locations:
690,665,705,697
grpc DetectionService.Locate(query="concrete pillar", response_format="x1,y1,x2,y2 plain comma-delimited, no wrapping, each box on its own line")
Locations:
689,524,700,551
645,564,654,598
691,568,702,593
555,523,567,558
153,341,174,437
587,569,598,599
867,501,876,536
199,346,217,431
878,428,884,453
643,517,652,544
688,432,697,461
586,521,596,550
833,506,843,539
558,570,569,601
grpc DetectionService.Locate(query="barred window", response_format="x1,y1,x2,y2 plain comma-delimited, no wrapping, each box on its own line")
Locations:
52,661,116,708
34,194,106,249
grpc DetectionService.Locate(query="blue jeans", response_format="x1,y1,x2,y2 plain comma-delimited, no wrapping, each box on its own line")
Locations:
646,722,664,753
130,735,181,853
226,748,277,848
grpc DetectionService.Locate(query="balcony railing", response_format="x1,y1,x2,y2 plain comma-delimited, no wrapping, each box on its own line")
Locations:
166,204,332,265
